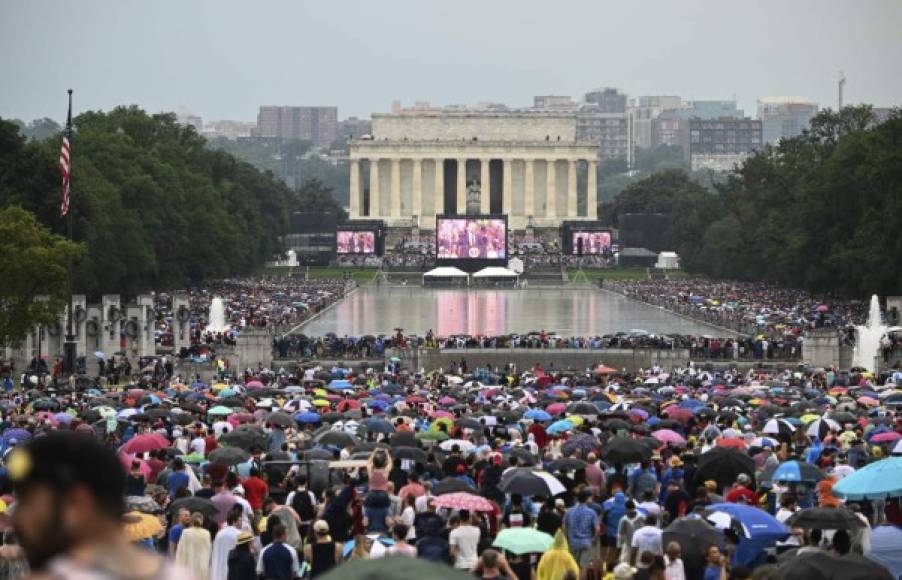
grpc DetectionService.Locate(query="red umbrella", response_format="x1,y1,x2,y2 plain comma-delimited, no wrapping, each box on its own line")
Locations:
870,432,901,443
337,400,361,412
595,365,617,374
716,438,747,449
430,492,495,512
663,407,694,423
121,433,170,455
545,403,566,415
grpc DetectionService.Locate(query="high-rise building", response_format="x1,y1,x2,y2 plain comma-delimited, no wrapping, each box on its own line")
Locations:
255,106,339,148
337,117,372,141
584,88,627,113
576,108,630,161
689,117,762,171
676,100,744,120
631,96,682,149
757,97,819,145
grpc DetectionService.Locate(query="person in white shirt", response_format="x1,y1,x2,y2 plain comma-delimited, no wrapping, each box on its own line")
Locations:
189,433,205,456
664,541,686,580
414,482,434,513
231,486,254,529
448,511,480,570
631,514,664,564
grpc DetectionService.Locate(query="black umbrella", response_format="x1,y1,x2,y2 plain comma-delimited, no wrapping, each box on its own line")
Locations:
168,497,217,517
601,437,653,464
265,412,295,428
455,418,483,430
316,430,358,448
208,446,251,466
220,429,267,452
602,418,632,431
787,507,864,530
171,413,195,426
499,470,566,497
504,447,536,467
319,554,473,580
694,447,755,490
361,418,395,434
662,517,724,578
142,408,171,419
433,477,476,495
304,448,335,460
567,402,600,415
546,458,588,472
779,552,892,580
392,446,427,463
321,412,343,423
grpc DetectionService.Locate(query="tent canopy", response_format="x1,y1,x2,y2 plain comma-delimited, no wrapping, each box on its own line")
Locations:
473,266,518,278
423,266,469,278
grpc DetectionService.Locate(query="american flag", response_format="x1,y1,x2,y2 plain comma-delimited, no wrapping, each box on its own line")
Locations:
59,91,72,217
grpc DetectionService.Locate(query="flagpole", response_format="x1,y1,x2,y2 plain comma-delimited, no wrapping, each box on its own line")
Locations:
63,88,77,378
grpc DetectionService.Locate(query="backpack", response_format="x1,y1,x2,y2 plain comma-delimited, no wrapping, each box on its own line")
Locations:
292,489,316,522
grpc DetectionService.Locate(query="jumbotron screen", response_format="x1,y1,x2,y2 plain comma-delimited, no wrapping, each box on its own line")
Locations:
436,218,507,260
572,231,612,255
336,230,375,254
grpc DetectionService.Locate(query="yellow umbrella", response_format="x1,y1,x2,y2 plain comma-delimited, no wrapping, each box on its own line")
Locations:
123,512,163,542
314,388,328,397
211,383,229,392
748,398,764,406
313,399,330,407
800,414,820,424
429,417,453,432
565,415,585,426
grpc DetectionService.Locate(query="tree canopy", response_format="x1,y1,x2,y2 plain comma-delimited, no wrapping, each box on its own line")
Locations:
602,106,902,297
0,107,301,295
0,206,83,347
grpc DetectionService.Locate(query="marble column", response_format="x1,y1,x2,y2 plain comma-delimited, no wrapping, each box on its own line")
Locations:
412,158,423,222
567,159,578,218
456,158,467,215
545,159,556,217
587,159,598,219
390,158,401,218
349,159,360,218
524,159,535,217
434,158,444,218
480,158,491,214
368,159,380,217
502,159,512,216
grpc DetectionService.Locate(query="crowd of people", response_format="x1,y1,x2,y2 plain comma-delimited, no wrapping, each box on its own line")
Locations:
0,358,901,579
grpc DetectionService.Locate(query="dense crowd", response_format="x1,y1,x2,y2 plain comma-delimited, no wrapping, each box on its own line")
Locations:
608,279,869,337
0,358,901,579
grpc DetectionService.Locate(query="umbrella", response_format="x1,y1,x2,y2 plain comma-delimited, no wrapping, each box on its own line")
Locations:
662,518,724,575
651,429,686,446
867,525,902,580
601,437,652,465
305,448,335,460
168,497,217,517
546,458,588,472
120,433,170,455
391,446,427,463
265,412,295,428
125,495,162,514
207,405,234,416
439,439,476,453
833,457,902,500
430,492,495,512
546,420,574,435
806,418,841,439
316,431,357,448
787,507,864,530
524,409,552,421
318,555,472,580
493,527,554,555
295,412,321,424
504,447,537,467
704,503,788,567
779,552,892,580
361,418,395,434
561,433,600,457
389,431,419,448
764,460,827,484
123,512,163,541
499,470,566,497
220,427,268,451
433,477,477,495
762,418,795,436
208,446,251,466
694,447,755,490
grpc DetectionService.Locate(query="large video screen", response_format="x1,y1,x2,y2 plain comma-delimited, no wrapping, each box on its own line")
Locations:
437,218,507,260
571,231,612,255
336,230,375,254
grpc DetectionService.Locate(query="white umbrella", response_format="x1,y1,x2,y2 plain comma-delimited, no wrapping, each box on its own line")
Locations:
439,439,476,453
762,418,795,435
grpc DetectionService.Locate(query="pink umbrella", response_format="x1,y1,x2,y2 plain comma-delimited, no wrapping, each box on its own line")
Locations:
431,410,454,419
663,408,694,423
652,429,686,446
119,452,152,478
871,432,901,443
35,411,59,426
430,492,495,512
121,433,170,455
857,396,879,407
245,380,264,389
439,396,456,406
546,403,566,415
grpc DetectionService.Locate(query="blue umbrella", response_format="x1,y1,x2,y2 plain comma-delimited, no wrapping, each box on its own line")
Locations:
705,503,789,568
327,379,353,390
524,409,552,421
546,420,574,435
768,460,827,483
833,457,902,500
362,418,395,434
368,400,389,412
219,389,238,398
868,525,902,579
679,399,704,409
284,386,303,393
294,412,321,424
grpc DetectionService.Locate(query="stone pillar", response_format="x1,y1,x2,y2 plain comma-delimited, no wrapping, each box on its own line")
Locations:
456,159,467,215
587,159,598,219
101,295,122,359
524,159,535,217
72,294,87,358
172,294,191,355
434,158,444,218
412,158,423,224
545,159,557,217
803,329,840,368
567,159,578,218
137,295,154,357
349,159,360,218
502,159,512,216
390,158,401,218
368,159,380,218
480,158,491,214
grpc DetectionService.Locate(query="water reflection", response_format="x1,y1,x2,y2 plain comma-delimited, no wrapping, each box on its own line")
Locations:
299,287,730,337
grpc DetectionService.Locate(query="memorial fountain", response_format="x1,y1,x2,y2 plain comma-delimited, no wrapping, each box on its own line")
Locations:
852,294,887,372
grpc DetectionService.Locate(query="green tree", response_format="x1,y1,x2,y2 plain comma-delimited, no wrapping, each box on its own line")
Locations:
294,178,347,220
0,206,83,347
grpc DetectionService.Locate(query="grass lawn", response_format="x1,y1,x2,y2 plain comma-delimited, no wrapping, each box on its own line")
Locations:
263,266,380,284
567,268,689,282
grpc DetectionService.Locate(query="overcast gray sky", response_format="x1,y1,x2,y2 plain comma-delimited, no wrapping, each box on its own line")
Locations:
2,0,900,123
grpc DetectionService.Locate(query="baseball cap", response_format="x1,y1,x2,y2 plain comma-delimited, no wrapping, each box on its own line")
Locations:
313,519,330,533
236,531,254,545
232,485,246,496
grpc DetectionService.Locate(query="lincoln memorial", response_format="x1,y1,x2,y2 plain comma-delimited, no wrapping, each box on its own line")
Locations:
347,111,599,231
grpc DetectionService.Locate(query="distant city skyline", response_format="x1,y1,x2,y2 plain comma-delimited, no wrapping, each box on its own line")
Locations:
2,0,900,124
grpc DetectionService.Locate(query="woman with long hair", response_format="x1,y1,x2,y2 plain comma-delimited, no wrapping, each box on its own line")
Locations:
174,512,212,580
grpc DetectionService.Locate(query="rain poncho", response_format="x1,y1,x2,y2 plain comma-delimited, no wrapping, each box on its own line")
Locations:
536,530,579,580
603,492,627,539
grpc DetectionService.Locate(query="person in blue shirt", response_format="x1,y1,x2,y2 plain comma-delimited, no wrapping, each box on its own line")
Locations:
167,508,191,557
166,457,190,499
562,489,599,570
703,544,727,580
603,491,628,563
